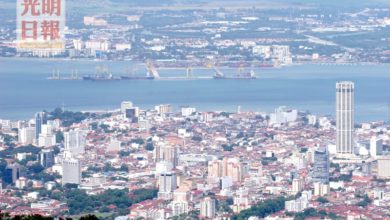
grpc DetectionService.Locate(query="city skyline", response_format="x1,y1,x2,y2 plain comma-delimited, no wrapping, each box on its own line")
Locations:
1,0,390,219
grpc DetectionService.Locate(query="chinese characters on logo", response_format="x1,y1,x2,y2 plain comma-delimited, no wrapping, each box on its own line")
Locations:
17,0,65,53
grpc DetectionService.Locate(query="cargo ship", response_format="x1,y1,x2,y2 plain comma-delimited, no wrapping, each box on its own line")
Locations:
213,68,257,80
83,66,120,81
120,75,155,80
82,74,121,81
120,63,158,80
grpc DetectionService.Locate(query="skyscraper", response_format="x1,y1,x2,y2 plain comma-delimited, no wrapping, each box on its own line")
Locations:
370,136,383,157
64,129,86,156
311,148,329,184
336,81,355,155
4,164,21,185
18,127,36,145
158,171,177,200
200,197,216,219
39,149,55,168
207,157,245,183
121,101,134,114
154,144,178,168
62,158,82,185
35,112,47,140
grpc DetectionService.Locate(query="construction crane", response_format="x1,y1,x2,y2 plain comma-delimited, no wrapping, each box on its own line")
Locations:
146,60,160,79
186,66,194,78
95,66,102,78
213,66,225,79
51,68,60,80
70,69,79,80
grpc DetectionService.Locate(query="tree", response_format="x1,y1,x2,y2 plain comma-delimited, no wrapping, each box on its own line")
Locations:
56,131,64,143
49,108,89,127
65,188,158,215
145,143,154,151
131,138,145,145
28,163,45,175
191,136,202,142
90,122,98,130
119,150,131,157
0,159,7,177
120,164,129,172
236,132,245,139
222,144,234,152
357,194,372,207
316,197,329,204
79,215,99,220
231,197,285,220
300,148,308,153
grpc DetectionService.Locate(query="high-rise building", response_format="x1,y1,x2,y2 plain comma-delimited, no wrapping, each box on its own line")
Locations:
377,157,390,179
18,127,36,145
170,201,189,217
3,164,21,185
158,172,177,200
64,129,86,156
181,106,196,117
125,107,140,123
200,197,216,219
291,177,304,195
62,158,82,185
35,112,48,140
232,188,251,213
370,136,383,157
155,104,172,116
37,124,56,147
207,158,245,183
39,149,55,168
269,106,298,125
121,101,134,114
314,182,330,196
154,144,178,168
311,148,329,184
336,81,355,155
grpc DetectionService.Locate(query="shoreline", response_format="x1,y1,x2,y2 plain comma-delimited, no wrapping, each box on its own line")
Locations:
1,57,389,67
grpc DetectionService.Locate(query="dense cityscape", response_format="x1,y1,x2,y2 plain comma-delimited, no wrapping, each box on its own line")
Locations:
1,0,390,219
0,0,390,65
1,81,390,219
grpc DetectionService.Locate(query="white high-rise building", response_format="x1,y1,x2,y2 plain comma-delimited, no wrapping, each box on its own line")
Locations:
314,182,330,196
370,136,383,157
18,127,36,145
121,101,134,114
378,157,390,179
37,124,56,147
181,106,196,117
62,158,82,185
336,82,355,155
64,129,86,156
200,197,216,219
170,201,189,217
155,104,172,115
269,106,298,125
158,172,177,200
291,178,304,195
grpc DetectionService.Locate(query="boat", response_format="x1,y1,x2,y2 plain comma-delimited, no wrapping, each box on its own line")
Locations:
213,69,257,80
83,65,121,81
120,75,155,80
82,74,121,81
